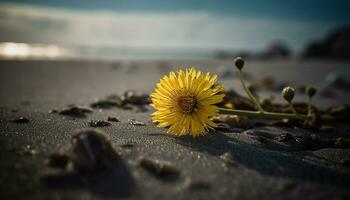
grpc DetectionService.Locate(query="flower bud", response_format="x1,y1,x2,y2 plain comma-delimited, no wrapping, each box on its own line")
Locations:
234,57,244,70
282,86,295,102
305,86,316,97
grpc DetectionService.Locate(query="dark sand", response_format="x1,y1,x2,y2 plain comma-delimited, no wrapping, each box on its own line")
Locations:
0,59,350,200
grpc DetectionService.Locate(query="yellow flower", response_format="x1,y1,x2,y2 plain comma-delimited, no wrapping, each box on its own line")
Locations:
150,68,225,137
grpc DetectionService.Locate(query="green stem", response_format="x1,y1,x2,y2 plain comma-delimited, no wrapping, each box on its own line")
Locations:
218,107,312,121
238,70,264,112
288,101,298,115
307,96,312,116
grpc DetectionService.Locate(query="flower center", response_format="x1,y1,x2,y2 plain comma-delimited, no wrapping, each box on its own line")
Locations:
177,95,197,113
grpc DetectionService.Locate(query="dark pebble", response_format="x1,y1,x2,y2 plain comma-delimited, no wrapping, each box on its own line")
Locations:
107,117,120,122
59,105,93,117
11,117,30,123
48,109,59,114
121,90,151,105
90,99,120,109
275,133,294,143
137,157,180,181
88,120,111,127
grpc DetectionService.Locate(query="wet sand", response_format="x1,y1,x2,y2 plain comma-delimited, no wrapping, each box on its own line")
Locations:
0,59,350,200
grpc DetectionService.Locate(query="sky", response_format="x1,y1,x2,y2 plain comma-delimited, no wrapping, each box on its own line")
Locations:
0,0,349,52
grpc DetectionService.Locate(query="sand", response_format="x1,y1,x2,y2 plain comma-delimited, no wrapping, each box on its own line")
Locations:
0,59,350,200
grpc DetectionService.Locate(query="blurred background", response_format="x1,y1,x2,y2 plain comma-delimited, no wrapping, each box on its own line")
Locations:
0,0,349,60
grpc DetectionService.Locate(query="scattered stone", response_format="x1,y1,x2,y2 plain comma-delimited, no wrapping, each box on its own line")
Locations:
90,98,121,109
71,129,117,172
121,90,150,105
58,105,93,117
294,135,313,146
137,157,179,181
212,115,252,129
48,109,59,114
274,133,294,143
11,117,29,123
107,117,120,122
89,91,150,111
48,153,69,169
88,120,111,127
128,119,146,126
334,138,350,149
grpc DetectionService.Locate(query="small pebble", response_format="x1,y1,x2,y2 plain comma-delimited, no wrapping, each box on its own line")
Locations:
11,117,30,123
137,157,179,181
48,109,59,114
88,120,111,127
59,105,93,117
107,117,120,122
128,119,146,126
275,133,294,143
90,99,120,108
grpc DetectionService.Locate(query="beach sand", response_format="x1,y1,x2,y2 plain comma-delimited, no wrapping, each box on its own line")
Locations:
0,59,350,199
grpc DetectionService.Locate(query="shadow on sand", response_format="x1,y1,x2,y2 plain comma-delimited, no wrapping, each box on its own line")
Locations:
175,131,350,187
41,155,136,198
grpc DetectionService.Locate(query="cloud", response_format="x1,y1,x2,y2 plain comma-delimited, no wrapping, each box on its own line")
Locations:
0,3,339,51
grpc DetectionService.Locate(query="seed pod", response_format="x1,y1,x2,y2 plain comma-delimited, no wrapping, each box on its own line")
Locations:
305,86,317,97
234,57,245,70
282,86,295,102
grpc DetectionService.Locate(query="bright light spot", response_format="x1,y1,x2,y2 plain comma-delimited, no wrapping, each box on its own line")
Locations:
0,42,64,59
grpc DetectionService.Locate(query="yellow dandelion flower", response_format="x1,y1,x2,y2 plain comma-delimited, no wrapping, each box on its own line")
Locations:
150,68,225,137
